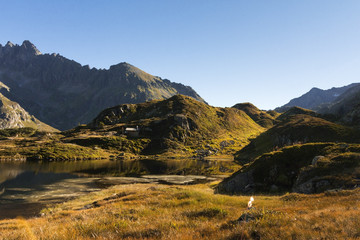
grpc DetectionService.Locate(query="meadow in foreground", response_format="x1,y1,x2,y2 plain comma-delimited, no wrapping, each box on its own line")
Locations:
0,183,359,240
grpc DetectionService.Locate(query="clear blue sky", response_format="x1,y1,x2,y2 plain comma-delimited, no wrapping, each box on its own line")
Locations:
1,0,360,109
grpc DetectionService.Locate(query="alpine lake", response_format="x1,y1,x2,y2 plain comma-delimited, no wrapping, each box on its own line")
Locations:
0,158,238,219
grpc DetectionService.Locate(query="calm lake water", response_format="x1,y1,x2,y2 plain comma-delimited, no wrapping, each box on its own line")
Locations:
0,158,236,219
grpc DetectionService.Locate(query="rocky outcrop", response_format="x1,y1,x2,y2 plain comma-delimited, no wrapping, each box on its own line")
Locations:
0,90,55,131
216,170,255,194
0,41,205,130
218,143,360,194
292,177,333,194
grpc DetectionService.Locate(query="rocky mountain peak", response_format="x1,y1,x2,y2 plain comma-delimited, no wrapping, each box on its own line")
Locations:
0,40,41,60
309,87,321,92
21,40,41,55
5,41,15,47
109,62,132,71
0,42,15,56
5,41,15,48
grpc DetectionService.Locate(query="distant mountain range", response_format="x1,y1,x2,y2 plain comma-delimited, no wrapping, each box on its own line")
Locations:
317,84,360,124
275,83,360,112
0,40,204,130
276,82,360,124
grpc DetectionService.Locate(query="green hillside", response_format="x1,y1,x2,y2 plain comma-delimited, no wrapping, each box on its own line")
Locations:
232,102,279,128
0,95,265,161
65,94,265,157
235,107,358,162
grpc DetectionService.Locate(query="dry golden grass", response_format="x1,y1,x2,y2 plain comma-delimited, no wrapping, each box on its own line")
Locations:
0,184,359,240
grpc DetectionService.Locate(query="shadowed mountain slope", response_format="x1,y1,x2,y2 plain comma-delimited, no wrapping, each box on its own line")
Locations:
0,90,56,132
318,84,360,125
0,41,204,130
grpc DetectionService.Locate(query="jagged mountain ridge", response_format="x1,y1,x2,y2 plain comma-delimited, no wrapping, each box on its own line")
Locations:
275,83,360,112
0,40,204,130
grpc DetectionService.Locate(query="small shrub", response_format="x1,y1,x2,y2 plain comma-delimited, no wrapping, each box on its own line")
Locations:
184,207,228,218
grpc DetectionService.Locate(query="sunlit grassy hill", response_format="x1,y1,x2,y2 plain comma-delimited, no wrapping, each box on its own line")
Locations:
220,105,360,194
0,95,266,161
235,107,358,162
71,94,265,156
232,102,279,128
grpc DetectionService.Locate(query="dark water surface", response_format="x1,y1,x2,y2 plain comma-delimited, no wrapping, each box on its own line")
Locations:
0,159,236,219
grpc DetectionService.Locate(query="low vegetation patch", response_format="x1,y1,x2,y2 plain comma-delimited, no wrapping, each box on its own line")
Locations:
184,207,228,219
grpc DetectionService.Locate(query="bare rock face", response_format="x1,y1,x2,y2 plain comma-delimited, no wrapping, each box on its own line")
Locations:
0,91,55,131
0,41,205,130
216,170,255,194
292,175,333,194
173,114,190,130
21,40,42,56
